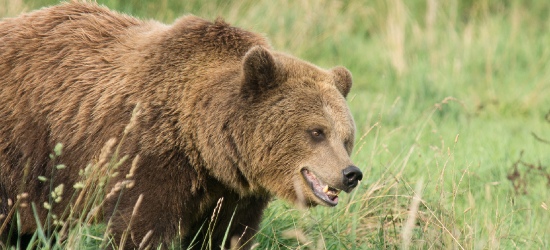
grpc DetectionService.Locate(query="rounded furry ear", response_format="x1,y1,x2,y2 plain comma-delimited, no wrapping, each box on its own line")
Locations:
331,66,353,97
242,46,278,96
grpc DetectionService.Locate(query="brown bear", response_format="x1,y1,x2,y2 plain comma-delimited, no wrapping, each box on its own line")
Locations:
0,2,362,249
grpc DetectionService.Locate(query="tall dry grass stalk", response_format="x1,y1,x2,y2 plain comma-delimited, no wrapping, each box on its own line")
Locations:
425,0,438,49
119,194,143,249
401,179,422,250
385,0,408,75
0,0,26,17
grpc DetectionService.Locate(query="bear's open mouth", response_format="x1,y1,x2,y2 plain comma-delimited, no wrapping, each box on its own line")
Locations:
301,168,341,206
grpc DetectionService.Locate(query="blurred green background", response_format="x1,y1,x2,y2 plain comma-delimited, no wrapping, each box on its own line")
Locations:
2,0,549,249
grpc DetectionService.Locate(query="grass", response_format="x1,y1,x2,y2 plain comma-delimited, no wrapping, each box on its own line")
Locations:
2,0,550,249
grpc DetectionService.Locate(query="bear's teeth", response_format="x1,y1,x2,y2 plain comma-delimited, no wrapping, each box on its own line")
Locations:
327,189,341,196
323,186,341,196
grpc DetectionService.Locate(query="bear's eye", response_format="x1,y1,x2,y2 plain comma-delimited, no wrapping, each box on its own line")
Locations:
309,129,325,141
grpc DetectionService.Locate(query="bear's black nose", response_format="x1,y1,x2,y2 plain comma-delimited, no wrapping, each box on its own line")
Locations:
342,165,363,189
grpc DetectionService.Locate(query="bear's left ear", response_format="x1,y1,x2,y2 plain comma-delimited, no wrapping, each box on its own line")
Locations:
331,66,353,98
241,46,280,97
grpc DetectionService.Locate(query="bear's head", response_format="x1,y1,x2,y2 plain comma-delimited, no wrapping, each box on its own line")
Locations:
237,46,362,207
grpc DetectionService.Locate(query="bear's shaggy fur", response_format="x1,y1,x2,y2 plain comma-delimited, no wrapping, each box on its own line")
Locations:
0,2,360,249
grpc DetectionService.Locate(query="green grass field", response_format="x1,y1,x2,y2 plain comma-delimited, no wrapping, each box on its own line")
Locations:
2,0,549,249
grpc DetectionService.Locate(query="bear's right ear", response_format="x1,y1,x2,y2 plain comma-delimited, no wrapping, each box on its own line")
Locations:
241,46,279,97
331,66,353,98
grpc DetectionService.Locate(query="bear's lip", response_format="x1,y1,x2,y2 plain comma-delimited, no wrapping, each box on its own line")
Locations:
300,168,341,206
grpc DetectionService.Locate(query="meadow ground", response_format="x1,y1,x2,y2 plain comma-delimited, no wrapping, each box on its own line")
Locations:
1,0,549,249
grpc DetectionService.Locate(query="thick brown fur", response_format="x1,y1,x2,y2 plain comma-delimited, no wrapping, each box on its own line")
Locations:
0,2,357,249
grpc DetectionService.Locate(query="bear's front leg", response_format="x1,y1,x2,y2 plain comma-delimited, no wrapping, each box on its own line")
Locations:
102,155,201,249
104,187,182,249
219,196,269,250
